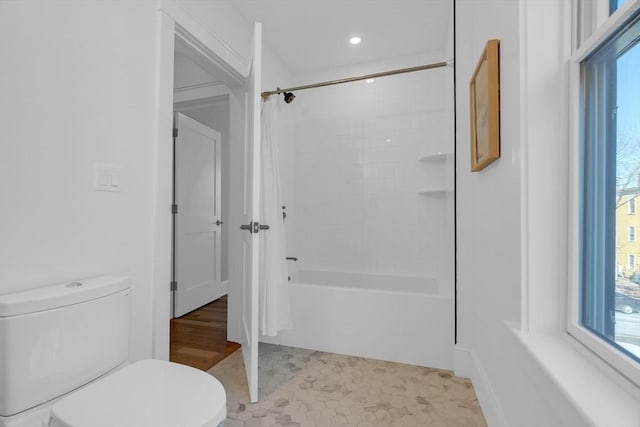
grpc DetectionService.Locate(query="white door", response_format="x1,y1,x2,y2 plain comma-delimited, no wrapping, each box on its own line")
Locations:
240,23,262,403
174,113,223,317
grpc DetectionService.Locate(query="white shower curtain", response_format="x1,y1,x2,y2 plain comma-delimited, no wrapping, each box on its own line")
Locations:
259,98,293,336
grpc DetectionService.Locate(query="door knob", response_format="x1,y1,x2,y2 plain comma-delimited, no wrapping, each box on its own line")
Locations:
216,220,223,226
240,221,269,233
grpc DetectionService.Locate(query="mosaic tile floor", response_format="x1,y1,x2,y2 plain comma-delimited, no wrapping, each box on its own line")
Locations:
208,344,486,427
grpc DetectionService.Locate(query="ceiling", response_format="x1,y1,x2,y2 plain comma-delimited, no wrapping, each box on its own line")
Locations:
232,0,453,75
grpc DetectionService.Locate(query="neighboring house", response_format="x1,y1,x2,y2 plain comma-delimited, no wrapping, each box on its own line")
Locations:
616,187,640,278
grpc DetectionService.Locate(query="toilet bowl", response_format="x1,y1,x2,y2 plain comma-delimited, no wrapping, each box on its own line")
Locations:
49,359,226,427
0,276,227,427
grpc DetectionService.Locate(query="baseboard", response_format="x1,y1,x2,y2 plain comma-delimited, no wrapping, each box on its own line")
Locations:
456,346,509,427
453,345,473,378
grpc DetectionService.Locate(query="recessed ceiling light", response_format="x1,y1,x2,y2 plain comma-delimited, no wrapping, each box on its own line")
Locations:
366,78,374,84
349,36,361,45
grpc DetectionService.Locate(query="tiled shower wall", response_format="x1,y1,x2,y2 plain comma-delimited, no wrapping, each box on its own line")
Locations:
285,53,454,293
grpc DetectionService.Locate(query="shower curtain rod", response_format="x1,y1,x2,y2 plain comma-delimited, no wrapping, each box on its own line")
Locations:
261,59,453,100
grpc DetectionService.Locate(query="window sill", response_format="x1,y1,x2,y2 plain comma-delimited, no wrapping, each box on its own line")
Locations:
505,322,640,426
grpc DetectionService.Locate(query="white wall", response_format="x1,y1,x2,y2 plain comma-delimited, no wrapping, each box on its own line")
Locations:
455,3,536,420
0,0,294,362
287,53,454,290
455,1,638,426
455,0,522,359
0,1,158,361
178,0,252,66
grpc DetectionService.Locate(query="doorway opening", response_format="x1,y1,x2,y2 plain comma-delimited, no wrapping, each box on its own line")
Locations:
154,10,262,400
168,36,238,371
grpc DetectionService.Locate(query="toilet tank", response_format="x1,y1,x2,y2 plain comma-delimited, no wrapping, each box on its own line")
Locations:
0,276,130,417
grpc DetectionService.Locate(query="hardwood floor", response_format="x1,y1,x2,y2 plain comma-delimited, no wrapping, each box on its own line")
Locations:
170,295,240,371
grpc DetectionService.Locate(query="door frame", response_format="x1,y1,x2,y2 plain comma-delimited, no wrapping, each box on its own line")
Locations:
152,2,249,359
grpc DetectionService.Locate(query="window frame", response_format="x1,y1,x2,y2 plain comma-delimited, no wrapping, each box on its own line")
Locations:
630,226,636,241
628,197,636,214
568,0,640,387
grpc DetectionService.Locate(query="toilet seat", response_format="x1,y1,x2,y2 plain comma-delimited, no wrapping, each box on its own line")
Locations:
49,359,226,427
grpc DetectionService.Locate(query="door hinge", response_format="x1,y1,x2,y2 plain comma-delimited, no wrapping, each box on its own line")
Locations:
170,281,177,291
172,204,178,214
173,127,178,138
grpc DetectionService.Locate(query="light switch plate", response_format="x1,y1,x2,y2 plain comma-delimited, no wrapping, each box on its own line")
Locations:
95,163,122,192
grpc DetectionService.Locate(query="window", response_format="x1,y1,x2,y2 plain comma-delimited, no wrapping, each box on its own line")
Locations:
572,1,640,383
611,0,630,14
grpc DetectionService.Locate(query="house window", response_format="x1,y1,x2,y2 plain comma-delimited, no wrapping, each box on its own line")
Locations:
628,197,636,214
574,3,640,381
611,0,629,14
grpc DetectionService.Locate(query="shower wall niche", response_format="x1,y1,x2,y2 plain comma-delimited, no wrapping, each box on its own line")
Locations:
286,52,454,294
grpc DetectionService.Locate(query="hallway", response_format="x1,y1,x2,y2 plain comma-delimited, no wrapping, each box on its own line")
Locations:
170,296,240,370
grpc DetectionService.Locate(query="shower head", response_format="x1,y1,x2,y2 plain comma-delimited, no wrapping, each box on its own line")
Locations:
283,91,296,104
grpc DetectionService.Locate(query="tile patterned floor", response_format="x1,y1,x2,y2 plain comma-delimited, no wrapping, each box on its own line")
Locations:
208,344,486,427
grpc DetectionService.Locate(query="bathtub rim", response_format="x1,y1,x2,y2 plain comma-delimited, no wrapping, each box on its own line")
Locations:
287,280,452,299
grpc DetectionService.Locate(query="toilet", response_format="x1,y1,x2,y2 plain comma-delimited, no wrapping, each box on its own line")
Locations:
0,276,226,427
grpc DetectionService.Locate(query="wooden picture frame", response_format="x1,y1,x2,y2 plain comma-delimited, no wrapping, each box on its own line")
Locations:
469,39,500,172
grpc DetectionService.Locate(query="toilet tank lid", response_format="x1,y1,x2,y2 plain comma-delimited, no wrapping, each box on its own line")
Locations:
0,276,130,317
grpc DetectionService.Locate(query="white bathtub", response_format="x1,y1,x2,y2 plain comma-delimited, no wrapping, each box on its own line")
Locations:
260,270,454,370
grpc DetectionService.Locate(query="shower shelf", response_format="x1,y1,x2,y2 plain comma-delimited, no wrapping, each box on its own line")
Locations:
418,152,453,195
419,152,453,162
